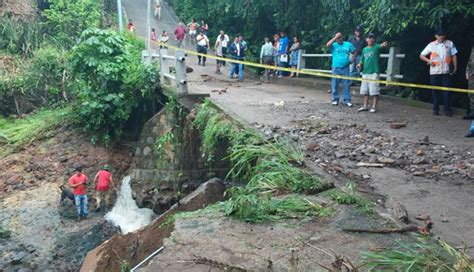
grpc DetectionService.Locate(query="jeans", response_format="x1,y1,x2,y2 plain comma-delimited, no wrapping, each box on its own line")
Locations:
471,120,474,133
430,74,451,114
350,55,362,84
74,194,88,217
331,66,351,103
230,62,243,81
197,45,207,64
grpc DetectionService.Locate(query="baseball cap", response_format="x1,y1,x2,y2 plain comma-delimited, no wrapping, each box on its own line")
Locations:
367,32,376,38
355,26,363,32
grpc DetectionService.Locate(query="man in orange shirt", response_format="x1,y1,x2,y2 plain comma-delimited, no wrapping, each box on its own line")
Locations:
93,164,114,211
69,166,89,221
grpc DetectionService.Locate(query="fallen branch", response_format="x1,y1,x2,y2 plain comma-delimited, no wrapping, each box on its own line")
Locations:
343,221,433,235
356,162,385,168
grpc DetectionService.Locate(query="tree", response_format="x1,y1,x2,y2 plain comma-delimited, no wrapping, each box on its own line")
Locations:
70,28,158,144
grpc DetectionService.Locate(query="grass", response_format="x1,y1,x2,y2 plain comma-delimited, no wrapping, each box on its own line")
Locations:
324,181,374,214
362,236,474,271
0,107,71,157
222,188,334,223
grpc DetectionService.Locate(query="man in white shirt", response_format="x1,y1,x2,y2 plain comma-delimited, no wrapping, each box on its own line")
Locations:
217,30,230,66
196,31,209,66
420,29,458,116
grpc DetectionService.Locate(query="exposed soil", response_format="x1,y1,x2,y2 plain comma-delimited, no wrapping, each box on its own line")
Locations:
0,125,133,271
0,0,36,18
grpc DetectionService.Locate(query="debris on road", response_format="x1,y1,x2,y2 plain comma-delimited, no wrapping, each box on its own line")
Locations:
389,122,407,129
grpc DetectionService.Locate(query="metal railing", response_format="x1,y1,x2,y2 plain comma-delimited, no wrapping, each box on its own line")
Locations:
142,48,189,95
297,47,405,81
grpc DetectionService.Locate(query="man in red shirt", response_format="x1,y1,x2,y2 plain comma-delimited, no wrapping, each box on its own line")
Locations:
174,22,186,48
93,164,114,211
68,166,89,221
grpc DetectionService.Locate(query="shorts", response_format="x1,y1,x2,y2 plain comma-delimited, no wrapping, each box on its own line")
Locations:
262,56,274,65
360,73,380,96
216,55,225,65
189,30,196,36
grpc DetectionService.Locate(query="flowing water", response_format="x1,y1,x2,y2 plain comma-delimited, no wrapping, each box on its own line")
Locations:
105,176,155,234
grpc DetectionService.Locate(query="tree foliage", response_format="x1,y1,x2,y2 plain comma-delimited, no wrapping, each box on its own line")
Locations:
42,0,104,46
69,28,158,144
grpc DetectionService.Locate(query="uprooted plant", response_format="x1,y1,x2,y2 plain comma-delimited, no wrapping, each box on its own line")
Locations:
362,236,474,271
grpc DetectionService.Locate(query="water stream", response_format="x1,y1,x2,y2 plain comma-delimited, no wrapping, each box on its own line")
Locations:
105,176,155,234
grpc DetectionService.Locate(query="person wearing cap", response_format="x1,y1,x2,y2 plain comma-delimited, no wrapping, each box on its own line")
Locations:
68,166,89,221
93,164,114,211
420,29,458,117
326,32,356,107
348,26,367,84
357,33,388,113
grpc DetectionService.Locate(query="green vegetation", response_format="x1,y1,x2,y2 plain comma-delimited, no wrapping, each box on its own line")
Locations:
0,16,44,57
362,236,474,271
0,107,71,157
189,100,333,223
325,181,374,214
70,28,158,144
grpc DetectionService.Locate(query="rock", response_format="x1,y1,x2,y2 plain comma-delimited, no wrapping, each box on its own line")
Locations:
11,251,28,265
377,157,395,164
142,146,152,156
306,141,319,151
363,146,376,154
362,174,371,180
416,149,424,156
335,152,345,158
146,137,154,145
389,122,407,129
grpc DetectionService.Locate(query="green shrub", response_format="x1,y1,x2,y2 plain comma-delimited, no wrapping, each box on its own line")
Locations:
0,16,44,56
69,28,158,144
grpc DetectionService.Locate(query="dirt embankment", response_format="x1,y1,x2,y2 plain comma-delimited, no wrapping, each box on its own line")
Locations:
0,0,37,18
0,125,133,271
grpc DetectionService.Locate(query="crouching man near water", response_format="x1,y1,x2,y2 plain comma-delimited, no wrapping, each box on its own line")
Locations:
93,164,114,211
69,166,89,222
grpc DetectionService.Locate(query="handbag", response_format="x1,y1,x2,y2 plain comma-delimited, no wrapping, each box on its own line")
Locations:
279,54,288,63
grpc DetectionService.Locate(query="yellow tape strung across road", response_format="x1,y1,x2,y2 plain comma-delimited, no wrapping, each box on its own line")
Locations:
158,43,474,94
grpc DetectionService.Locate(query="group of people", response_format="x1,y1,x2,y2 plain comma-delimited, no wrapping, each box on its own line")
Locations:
68,165,114,221
173,19,209,48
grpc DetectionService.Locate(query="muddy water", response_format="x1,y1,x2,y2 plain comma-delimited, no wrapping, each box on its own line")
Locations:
0,183,117,271
105,176,155,234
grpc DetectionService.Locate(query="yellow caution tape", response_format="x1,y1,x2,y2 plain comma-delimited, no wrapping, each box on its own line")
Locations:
156,42,474,94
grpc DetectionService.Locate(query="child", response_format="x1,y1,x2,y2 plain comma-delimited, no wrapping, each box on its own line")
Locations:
357,33,388,113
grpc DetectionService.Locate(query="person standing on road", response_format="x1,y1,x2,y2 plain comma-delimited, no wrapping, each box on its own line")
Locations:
174,22,186,48
260,37,275,83
217,30,230,66
464,48,474,120
289,36,301,78
326,32,356,107
154,0,161,20
277,31,289,77
420,29,458,117
68,166,89,222
127,19,136,33
357,33,388,113
465,48,474,138
215,34,225,74
273,34,280,77
196,31,210,66
159,31,169,49
229,36,245,82
93,164,114,211
200,20,209,36
348,26,367,85
187,19,199,45
151,28,158,48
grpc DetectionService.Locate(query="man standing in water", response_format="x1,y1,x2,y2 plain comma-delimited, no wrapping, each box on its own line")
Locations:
93,164,114,211
69,166,89,221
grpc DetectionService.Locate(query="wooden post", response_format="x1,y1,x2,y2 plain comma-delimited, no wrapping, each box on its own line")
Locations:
386,47,401,82
175,50,188,95
159,48,169,84
297,49,306,77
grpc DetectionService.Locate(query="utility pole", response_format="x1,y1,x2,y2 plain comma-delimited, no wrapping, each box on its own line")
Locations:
146,0,152,54
117,0,123,31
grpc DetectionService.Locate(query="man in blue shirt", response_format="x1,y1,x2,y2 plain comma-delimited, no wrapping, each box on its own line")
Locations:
229,36,245,81
277,31,289,77
326,32,355,106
